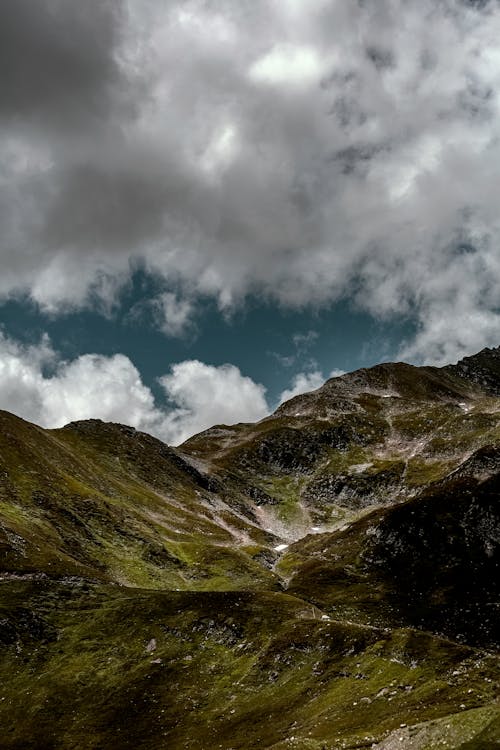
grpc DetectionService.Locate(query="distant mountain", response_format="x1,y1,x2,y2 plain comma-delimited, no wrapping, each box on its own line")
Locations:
183,346,500,533
1,347,500,748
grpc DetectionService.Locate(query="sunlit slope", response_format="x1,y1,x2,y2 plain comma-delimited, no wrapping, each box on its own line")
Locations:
0,411,278,589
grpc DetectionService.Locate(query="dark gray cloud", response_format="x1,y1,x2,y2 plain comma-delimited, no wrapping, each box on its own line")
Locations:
0,0,126,126
1,0,500,363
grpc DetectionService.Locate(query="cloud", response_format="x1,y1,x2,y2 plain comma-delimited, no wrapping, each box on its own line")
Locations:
0,333,269,444
0,0,126,125
278,367,345,405
2,1,500,360
271,329,319,369
278,371,325,404
249,44,324,87
153,292,195,338
292,330,319,352
0,331,158,429
0,330,357,441
158,360,269,443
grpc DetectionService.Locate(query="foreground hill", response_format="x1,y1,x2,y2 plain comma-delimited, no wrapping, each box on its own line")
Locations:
1,347,500,748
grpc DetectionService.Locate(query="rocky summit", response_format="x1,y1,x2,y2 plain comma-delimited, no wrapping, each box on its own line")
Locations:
1,347,500,749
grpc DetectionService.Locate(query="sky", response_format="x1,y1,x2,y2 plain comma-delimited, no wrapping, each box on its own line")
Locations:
1,0,500,444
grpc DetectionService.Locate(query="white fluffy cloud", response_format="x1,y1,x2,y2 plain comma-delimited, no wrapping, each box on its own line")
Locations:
0,332,158,430
0,333,269,445
158,360,269,443
0,332,363,439
278,371,325,404
278,367,345,404
2,1,500,360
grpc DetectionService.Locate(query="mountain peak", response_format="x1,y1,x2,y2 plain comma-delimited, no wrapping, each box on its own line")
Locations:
444,344,500,394
275,358,478,419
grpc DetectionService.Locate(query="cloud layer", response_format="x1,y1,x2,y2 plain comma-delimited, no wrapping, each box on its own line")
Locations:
0,333,272,444
2,0,500,361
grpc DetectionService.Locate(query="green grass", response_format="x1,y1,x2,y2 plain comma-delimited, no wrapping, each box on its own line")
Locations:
0,411,282,590
1,581,498,750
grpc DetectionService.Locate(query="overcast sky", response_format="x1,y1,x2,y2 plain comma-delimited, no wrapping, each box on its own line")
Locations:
1,0,500,443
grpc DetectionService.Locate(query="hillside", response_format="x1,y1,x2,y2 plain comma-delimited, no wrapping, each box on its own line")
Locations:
1,347,500,748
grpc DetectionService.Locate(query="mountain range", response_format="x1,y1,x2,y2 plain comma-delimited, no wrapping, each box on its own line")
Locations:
1,347,500,748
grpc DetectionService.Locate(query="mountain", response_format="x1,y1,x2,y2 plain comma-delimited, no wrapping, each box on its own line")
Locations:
1,347,500,748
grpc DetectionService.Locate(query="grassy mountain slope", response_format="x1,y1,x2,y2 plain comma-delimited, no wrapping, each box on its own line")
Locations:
0,410,278,590
1,581,499,750
182,352,500,539
1,347,500,747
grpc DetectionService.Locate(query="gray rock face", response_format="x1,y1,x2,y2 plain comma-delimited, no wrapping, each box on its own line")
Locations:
445,345,500,394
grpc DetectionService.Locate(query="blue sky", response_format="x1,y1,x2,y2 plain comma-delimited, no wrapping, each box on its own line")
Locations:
1,0,500,443
0,269,415,407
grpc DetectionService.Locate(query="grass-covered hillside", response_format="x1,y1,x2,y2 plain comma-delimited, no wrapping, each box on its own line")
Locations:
1,347,500,748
